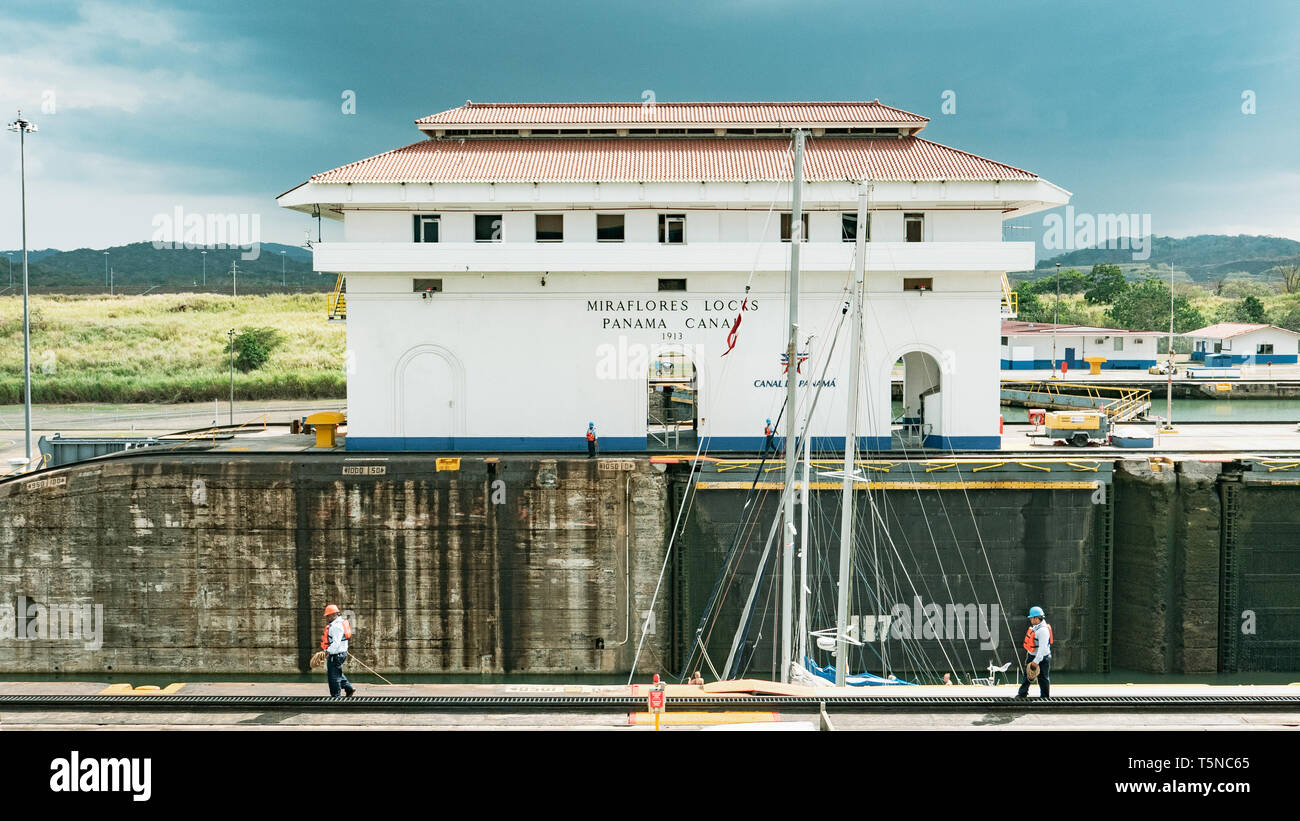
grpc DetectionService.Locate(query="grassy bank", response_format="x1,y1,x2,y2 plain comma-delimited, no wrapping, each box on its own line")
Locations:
0,293,345,403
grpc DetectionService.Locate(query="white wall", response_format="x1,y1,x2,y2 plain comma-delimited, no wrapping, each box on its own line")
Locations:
344,267,1005,448
336,206,1006,244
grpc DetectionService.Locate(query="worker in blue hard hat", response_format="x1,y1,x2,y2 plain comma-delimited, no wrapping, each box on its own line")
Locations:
763,418,775,454
1015,605,1052,698
586,422,598,459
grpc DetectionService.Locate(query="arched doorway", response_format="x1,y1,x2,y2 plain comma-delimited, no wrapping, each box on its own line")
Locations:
895,350,944,449
646,346,698,451
394,345,463,447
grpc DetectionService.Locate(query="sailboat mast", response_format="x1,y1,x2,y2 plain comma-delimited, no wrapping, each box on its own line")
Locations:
835,181,869,686
780,128,805,683
798,408,810,666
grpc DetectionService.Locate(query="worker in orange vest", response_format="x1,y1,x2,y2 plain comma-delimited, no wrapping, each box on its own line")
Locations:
586,422,598,459
321,604,356,698
1015,605,1052,698
764,418,775,453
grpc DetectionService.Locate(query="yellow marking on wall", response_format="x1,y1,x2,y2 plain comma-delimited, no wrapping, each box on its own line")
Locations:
697,481,1102,491
435,457,461,471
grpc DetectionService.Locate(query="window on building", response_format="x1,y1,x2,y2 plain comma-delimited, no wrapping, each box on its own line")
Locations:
1222,339,1232,351
413,214,440,243
1114,337,1124,351
903,277,933,291
1257,343,1274,355
904,213,924,243
475,214,503,242
597,214,625,242
413,278,443,293
535,214,563,242
1001,336,1008,346
659,214,686,244
780,213,809,242
658,278,687,292
1095,338,1106,345
841,213,871,242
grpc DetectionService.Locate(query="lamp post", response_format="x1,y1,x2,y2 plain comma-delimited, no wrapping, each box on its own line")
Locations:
280,250,286,287
103,250,109,288
1051,262,1061,378
227,328,235,425
8,110,37,462
5,253,11,288
201,250,207,288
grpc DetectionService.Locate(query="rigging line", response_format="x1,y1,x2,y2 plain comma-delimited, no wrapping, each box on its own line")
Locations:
720,299,851,678
938,441,1022,665
886,437,980,675
858,494,965,678
677,394,790,679
627,431,707,684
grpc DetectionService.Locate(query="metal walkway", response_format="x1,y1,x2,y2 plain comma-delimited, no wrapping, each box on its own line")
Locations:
1001,380,1153,422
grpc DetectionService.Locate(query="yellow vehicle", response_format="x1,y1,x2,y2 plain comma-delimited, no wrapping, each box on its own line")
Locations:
1045,410,1110,447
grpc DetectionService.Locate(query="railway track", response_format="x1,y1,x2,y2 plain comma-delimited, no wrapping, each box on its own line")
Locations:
2,694,1297,713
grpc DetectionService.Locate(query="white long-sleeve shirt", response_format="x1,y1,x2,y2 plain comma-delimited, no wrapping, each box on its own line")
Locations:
326,618,350,655
1030,621,1051,664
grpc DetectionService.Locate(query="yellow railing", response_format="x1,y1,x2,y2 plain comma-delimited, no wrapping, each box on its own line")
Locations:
1001,380,1152,423
1000,273,1018,317
327,274,346,320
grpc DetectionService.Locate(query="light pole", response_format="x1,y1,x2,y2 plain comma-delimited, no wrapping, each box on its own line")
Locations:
1163,265,1176,432
227,328,235,425
5,253,11,288
1051,262,1060,378
201,250,207,288
280,250,286,287
8,110,37,462
230,260,238,297
103,250,109,288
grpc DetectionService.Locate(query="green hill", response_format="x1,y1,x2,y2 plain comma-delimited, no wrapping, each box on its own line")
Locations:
0,242,328,293
1036,234,1300,282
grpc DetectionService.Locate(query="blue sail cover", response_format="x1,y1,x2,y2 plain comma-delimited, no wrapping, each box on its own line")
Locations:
804,657,915,686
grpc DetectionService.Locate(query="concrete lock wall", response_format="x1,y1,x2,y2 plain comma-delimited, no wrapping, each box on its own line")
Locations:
0,454,669,676
672,480,1110,677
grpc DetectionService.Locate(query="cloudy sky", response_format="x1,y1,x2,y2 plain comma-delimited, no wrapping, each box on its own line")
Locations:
1,0,1297,252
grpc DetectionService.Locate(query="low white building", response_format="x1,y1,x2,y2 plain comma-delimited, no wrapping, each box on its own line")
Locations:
279,101,1069,453
1186,322,1300,365
1000,321,1162,371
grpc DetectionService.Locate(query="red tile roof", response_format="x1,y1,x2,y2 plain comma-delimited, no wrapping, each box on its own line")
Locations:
1002,321,1162,335
308,136,1037,184
1185,322,1299,338
416,101,929,127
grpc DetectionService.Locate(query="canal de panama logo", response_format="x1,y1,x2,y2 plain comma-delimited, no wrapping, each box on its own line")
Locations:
780,351,810,374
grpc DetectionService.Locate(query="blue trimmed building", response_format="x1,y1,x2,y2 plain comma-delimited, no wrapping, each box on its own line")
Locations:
1187,322,1300,365
1000,321,1160,371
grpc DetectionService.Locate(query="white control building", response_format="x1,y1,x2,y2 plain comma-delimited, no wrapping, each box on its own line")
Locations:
279,101,1069,453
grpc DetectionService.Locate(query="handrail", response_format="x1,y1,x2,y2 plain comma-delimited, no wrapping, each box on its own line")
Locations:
165,413,272,451
1001,380,1152,423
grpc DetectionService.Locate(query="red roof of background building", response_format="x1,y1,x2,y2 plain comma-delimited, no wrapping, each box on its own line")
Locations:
1184,322,1300,338
416,100,930,126
307,136,1037,184
1001,321,1163,335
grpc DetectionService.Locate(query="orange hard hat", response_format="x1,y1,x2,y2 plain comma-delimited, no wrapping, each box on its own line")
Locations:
323,604,340,618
